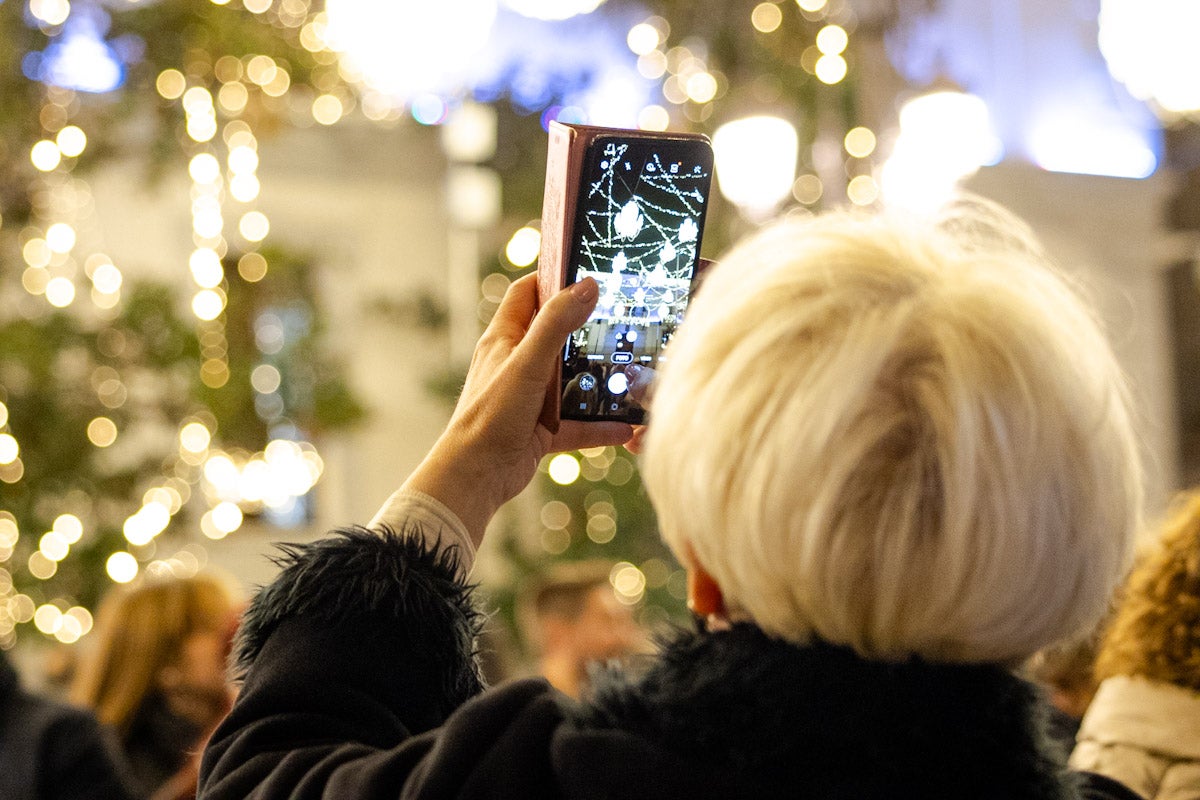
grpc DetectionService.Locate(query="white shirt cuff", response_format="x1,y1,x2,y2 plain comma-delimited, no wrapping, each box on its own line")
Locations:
367,488,476,579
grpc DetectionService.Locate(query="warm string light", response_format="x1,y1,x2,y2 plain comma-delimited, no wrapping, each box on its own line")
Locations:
626,15,724,128
6,1,343,647
22,93,125,314
188,127,231,385
533,456,658,602
197,439,325,538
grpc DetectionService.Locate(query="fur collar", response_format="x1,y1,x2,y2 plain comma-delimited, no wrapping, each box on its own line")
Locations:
571,623,1080,799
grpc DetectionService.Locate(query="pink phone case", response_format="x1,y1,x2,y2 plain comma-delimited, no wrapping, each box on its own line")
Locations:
534,121,712,433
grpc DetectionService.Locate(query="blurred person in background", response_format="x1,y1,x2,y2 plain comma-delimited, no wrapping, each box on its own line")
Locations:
200,201,1144,799
518,561,643,697
1,647,136,800
73,573,239,800
1071,490,1200,800
1027,632,1102,752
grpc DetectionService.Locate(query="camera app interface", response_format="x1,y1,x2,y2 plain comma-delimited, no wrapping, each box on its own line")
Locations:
561,137,713,421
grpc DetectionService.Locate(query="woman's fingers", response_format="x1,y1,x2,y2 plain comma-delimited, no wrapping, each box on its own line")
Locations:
623,425,648,455
550,419,634,454
486,273,540,346
513,278,599,386
625,364,657,407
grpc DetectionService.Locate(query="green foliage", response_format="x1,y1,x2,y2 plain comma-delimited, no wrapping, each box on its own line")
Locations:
1,0,879,649
0,283,199,608
203,245,366,447
0,251,364,614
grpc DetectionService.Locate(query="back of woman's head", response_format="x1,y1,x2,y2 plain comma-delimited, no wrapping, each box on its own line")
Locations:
1095,489,1200,690
71,572,234,733
641,199,1143,664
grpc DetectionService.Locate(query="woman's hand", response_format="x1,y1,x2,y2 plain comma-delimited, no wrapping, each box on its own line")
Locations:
402,274,634,545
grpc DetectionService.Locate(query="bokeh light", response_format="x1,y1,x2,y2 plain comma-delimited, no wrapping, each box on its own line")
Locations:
638,104,670,131
548,453,581,485
1099,0,1200,115
56,125,87,157
816,24,848,54
211,501,244,535
28,552,56,580
39,532,69,562
250,364,282,394
610,562,646,604
30,140,62,171
189,248,224,288
53,514,83,544
44,277,76,307
791,173,823,205
751,2,783,33
180,422,212,453
311,94,344,125
91,262,123,294
713,116,798,216
239,211,270,242
106,552,138,583
882,91,1003,211
847,174,880,206
34,604,63,635
844,126,876,158
189,153,221,184
192,289,226,321
30,0,70,26
86,417,118,447
0,435,18,465
238,252,268,282
46,223,76,253
627,22,659,55
156,69,186,99
814,53,847,84
505,226,541,267
502,0,605,20
22,238,51,268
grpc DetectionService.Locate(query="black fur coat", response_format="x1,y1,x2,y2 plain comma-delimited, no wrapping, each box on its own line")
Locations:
198,527,1125,800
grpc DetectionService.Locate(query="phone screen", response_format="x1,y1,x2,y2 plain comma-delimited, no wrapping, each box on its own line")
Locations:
560,135,714,423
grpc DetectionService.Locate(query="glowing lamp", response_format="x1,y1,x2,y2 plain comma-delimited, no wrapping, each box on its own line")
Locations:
882,91,1002,211
501,0,606,20
1100,0,1200,116
712,116,798,217
324,0,497,105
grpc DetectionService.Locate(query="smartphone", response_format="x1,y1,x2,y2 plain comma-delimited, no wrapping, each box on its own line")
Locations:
542,127,714,425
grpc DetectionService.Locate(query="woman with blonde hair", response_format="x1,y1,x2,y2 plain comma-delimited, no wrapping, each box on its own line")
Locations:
74,572,238,799
1071,490,1200,799
200,200,1143,799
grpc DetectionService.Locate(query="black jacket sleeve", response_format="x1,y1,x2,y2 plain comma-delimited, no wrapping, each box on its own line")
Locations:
198,525,498,799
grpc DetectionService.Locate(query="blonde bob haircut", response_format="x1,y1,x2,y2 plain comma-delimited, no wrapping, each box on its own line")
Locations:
641,199,1143,664
71,572,236,736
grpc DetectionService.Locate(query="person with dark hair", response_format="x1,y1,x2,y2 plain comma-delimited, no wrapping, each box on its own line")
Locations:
0,649,136,800
200,202,1146,799
518,561,642,697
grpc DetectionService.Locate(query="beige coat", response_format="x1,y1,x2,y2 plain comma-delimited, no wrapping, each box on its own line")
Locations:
1070,675,1200,800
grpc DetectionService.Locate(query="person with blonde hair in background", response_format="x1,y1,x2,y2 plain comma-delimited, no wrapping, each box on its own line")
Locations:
1071,490,1200,800
200,200,1143,799
74,572,239,799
